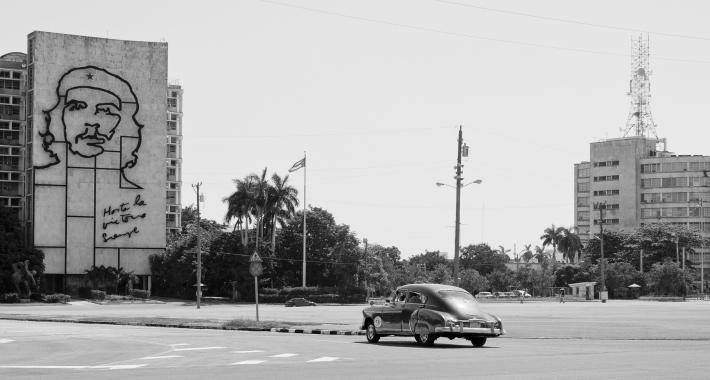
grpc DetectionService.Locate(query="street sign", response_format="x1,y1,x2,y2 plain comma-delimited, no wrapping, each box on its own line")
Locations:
249,262,263,277
249,252,263,263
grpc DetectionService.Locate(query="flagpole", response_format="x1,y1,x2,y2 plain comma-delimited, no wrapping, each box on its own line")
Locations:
302,151,307,287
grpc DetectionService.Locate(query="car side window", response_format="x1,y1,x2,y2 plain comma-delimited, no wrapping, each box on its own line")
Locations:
395,290,407,303
407,291,425,304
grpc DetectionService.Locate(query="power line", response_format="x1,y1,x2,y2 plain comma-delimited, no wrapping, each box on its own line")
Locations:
258,0,710,64
182,125,451,138
434,0,710,42
312,198,572,210
216,251,359,266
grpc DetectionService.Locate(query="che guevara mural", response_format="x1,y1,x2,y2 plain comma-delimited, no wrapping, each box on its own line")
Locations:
30,32,167,280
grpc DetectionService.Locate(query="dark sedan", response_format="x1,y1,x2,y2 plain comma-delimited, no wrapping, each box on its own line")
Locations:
285,298,317,307
360,284,505,347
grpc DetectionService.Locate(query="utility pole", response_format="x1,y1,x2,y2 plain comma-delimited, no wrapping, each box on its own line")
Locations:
363,238,369,301
454,126,463,287
595,201,607,303
192,182,203,309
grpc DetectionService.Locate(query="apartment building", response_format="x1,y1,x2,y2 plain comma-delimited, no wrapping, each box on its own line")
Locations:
0,52,26,221
574,136,710,288
166,81,183,234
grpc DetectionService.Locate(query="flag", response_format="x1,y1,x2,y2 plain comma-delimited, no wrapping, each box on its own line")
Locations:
289,157,306,172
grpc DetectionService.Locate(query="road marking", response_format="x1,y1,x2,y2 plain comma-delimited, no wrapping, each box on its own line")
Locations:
171,343,191,346
307,357,339,362
231,360,267,365
232,350,264,353
270,353,298,358
0,339,15,344
91,365,147,370
141,355,184,360
174,346,225,351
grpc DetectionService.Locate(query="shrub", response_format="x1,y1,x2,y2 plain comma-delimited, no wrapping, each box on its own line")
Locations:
30,293,45,301
130,289,151,300
77,286,92,299
91,290,106,301
0,293,20,303
43,294,71,303
106,294,131,301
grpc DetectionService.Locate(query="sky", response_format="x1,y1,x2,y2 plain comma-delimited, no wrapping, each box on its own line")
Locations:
4,0,710,260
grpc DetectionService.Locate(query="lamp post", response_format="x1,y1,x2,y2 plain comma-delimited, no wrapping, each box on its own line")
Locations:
594,201,607,303
363,238,369,302
436,179,482,287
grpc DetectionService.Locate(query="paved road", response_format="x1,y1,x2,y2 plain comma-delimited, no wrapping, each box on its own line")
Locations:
2,301,710,380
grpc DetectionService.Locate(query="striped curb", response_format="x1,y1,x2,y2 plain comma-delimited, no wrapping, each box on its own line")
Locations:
271,328,365,336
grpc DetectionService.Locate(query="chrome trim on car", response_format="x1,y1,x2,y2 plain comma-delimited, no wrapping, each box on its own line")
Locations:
434,326,503,335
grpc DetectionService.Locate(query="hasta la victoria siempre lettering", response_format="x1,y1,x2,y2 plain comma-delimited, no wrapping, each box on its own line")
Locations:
101,195,148,242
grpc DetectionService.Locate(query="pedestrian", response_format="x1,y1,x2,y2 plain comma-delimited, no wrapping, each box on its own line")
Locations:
559,288,565,303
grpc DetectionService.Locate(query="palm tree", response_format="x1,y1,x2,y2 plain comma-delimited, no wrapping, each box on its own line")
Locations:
558,227,583,264
521,244,533,265
264,172,299,287
540,224,564,263
495,245,511,262
533,245,549,265
223,173,261,246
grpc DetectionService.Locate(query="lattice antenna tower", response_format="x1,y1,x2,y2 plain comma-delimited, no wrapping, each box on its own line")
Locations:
622,35,657,138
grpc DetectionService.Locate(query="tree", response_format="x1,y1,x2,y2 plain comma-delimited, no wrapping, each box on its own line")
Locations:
582,229,628,265
486,269,516,292
648,259,691,296
459,269,489,295
460,243,507,276
540,224,564,262
626,223,706,270
495,246,512,262
521,244,533,265
558,227,583,263
429,263,454,285
264,172,299,287
408,250,451,272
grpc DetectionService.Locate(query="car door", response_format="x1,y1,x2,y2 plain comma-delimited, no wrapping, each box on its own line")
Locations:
402,291,425,334
381,289,407,332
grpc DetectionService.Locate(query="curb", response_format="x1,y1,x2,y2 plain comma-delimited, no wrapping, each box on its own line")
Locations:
271,328,365,336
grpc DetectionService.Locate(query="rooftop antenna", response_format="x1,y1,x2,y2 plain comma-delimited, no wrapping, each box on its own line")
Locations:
621,34,657,138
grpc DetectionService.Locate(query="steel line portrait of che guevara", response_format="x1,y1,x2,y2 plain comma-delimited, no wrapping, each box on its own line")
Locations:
36,65,144,189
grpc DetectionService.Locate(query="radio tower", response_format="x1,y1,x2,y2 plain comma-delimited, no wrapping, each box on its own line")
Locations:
622,35,657,138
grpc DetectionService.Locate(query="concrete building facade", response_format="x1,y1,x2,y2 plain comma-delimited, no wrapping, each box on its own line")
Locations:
166,82,182,234
0,52,27,221
575,136,710,289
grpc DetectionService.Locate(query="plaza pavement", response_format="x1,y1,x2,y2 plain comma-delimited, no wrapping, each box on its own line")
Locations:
1,299,710,340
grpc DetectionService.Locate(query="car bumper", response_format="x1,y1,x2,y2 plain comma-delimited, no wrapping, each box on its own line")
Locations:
434,326,505,336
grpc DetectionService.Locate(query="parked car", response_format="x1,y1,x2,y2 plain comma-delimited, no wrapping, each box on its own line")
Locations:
512,290,532,298
493,292,509,298
361,284,505,347
503,292,517,298
475,292,493,299
285,298,317,307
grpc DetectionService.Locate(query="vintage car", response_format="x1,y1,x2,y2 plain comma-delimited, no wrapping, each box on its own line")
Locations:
285,298,317,307
475,291,494,299
360,284,505,347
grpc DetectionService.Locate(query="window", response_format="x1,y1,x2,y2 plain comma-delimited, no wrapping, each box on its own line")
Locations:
661,207,687,217
0,173,8,180
578,182,590,192
689,222,701,232
691,177,710,187
661,192,688,202
641,193,661,203
641,208,660,218
577,196,589,207
407,291,426,304
594,160,619,167
594,219,619,224
663,162,687,172
593,203,618,210
689,162,710,172
641,163,660,173
578,168,590,178
167,98,177,107
704,223,710,233
689,207,701,217
593,190,619,196
690,193,710,202
594,175,619,182
642,178,661,188
577,211,589,221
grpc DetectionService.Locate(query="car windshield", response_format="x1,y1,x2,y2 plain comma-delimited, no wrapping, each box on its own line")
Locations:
437,290,484,315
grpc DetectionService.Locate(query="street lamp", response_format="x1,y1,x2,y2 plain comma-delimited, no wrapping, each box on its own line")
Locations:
436,179,482,287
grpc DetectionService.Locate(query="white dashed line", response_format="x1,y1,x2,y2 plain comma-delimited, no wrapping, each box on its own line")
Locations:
141,355,184,360
307,357,339,362
270,353,298,358
0,339,15,344
231,360,267,365
171,343,191,346
232,350,264,353
173,346,225,351
0,366,88,369
91,365,147,370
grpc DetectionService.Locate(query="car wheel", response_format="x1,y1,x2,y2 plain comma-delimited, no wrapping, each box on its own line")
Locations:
366,321,380,343
414,335,422,344
418,332,436,347
470,337,487,347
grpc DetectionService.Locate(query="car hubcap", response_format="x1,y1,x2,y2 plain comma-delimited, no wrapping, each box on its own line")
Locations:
368,326,374,338
420,333,428,342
